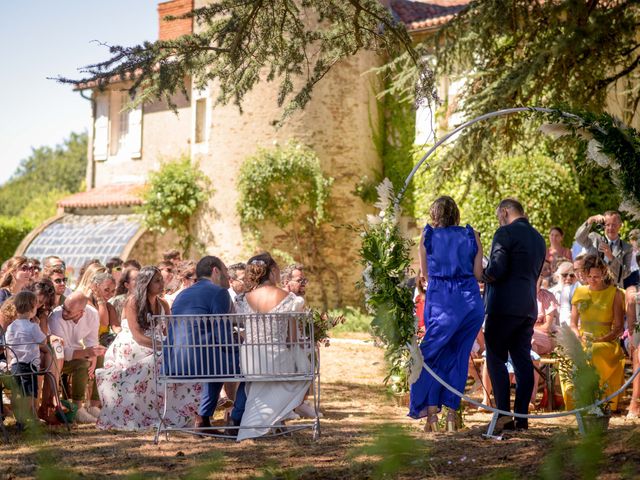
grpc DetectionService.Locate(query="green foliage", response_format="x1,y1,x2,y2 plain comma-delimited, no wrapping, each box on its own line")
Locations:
373,91,417,215
238,141,332,231
19,189,70,225
349,424,429,479
540,109,640,220
138,156,212,255
415,152,586,243
328,306,372,335
0,216,34,263
0,132,87,219
360,180,415,392
427,1,640,178
60,1,419,120
237,141,336,307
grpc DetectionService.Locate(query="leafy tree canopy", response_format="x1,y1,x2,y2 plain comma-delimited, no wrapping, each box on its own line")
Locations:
0,132,87,220
58,0,420,118
429,0,640,179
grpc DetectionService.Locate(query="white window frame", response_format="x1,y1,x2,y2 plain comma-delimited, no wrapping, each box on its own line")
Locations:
192,87,210,154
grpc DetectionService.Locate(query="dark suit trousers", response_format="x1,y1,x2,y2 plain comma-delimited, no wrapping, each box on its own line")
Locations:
484,314,535,418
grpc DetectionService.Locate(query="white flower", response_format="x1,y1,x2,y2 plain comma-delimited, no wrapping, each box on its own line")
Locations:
539,123,572,139
587,139,612,167
620,199,640,221
374,178,395,212
366,214,382,226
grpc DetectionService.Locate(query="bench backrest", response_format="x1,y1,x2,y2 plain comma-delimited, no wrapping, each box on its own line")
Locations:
151,312,315,383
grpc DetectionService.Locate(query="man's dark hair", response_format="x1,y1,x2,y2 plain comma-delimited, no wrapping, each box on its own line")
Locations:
228,262,246,281
157,260,174,270
106,257,123,271
163,249,181,262
498,198,525,215
281,264,305,283
123,259,142,270
195,256,225,279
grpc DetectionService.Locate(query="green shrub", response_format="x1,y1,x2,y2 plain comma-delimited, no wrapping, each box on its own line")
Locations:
0,216,34,263
137,156,212,255
329,306,373,335
415,152,587,248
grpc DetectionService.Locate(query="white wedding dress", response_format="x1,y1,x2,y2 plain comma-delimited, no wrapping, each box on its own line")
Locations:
235,292,312,441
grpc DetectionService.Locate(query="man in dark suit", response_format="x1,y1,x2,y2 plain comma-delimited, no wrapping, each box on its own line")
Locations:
170,255,244,431
483,199,546,432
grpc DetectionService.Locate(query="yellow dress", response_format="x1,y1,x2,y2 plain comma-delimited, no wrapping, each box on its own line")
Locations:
561,285,624,410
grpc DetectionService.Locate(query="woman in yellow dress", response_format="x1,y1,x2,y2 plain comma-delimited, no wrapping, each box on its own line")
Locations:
563,254,625,410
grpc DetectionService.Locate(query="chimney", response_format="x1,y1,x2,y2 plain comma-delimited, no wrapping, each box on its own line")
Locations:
158,0,194,41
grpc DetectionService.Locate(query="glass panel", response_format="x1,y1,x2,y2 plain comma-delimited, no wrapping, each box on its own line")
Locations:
24,214,143,275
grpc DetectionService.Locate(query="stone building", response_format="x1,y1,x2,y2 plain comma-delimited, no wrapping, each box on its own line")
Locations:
17,0,470,307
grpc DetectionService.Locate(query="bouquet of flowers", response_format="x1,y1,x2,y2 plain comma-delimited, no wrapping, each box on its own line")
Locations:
309,309,345,347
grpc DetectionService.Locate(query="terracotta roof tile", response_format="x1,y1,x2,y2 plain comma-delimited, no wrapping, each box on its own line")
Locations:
391,0,470,31
57,184,145,209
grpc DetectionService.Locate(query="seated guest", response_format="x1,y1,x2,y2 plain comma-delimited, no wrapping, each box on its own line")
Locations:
546,226,573,271
164,260,196,307
96,266,201,430
27,280,56,336
281,264,308,298
0,256,34,306
234,253,311,441
227,262,247,302
42,266,68,306
163,249,182,267
45,292,105,423
4,291,47,426
533,281,559,356
550,261,579,327
105,257,124,285
561,254,625,411
28,259,42,282
170,256,244,432
109,266,139,320
158,261,177,296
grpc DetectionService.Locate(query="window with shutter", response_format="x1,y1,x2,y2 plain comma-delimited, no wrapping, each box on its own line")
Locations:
93,92,109,161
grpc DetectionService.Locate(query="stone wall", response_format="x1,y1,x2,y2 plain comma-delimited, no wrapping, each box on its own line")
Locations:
191,1,383,308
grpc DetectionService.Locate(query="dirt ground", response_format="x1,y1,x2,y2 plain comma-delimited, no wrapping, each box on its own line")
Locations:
1,337,639,479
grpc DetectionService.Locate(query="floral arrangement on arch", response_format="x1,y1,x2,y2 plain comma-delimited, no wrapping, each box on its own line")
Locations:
359,178,417,394
539,109,640,220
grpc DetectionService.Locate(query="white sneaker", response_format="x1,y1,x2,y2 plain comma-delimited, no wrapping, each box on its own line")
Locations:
87,406,101,418
294,401,323,419
76,407,98,424
284,410,300,421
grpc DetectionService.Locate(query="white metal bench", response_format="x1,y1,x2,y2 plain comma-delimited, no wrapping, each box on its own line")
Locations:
151,312,320,442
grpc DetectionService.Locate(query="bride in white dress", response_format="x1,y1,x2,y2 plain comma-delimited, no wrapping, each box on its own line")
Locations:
234,253,311,441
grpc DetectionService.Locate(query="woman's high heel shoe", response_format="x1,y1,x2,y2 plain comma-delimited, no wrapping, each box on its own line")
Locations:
445,411,458,432
424,414,441,433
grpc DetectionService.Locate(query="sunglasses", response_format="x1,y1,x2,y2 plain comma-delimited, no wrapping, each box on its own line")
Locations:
292,278,308,285
560,273,576,278
53,278,68,284
19,264,34,272
112,266,123,272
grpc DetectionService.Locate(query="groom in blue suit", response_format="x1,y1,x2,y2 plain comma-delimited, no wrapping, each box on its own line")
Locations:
483,199,546,433
170,255,245,431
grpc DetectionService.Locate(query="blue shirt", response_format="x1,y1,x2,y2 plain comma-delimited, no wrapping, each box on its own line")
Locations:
164,278,236,377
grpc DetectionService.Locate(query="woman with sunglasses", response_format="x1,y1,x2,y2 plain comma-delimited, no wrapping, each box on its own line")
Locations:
95,266,200,430
0,256,34,306
42,266,68,306
550,261,580,327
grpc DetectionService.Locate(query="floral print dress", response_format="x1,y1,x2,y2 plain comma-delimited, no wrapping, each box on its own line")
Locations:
96,312,201,430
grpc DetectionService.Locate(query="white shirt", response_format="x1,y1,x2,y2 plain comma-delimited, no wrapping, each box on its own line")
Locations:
48,305,99,361
5,318,47,367
228,287,237,302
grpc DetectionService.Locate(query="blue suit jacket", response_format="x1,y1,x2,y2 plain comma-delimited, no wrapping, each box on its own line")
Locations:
483,218,546,320
165,279,236,377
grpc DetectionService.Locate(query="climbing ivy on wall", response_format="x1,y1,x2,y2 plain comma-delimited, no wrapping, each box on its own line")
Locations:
372,90,417,216
237,141,338,307
138,156,213,256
